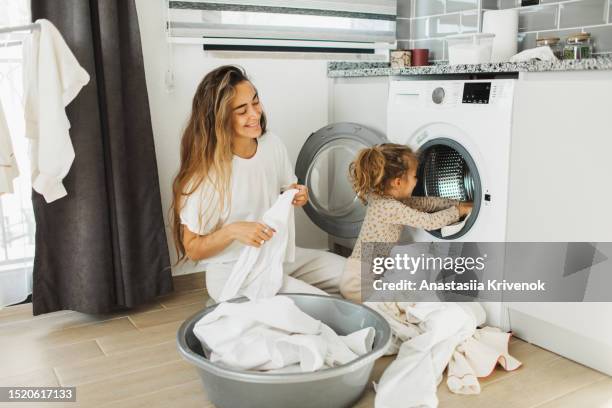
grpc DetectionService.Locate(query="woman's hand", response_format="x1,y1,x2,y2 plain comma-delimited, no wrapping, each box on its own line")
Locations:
288,184,309,207
227,221,275,248
457,202,473,218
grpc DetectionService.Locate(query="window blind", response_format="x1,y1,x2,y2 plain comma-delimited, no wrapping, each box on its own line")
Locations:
166,0,397,50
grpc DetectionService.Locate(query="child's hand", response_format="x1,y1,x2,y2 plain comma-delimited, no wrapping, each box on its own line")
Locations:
288,183,309,207
457,202,473,218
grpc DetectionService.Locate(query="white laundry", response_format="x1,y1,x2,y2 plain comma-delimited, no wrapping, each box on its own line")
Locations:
447,326,521,394
193,296,374,373
366,302,521,408
441,212,470,238
219,189,299,302
509,45,558,62
0,102,18,195
22,19,90,203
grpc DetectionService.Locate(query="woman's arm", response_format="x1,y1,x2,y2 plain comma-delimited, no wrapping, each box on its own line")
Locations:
183,221,274,261
402,196,459,212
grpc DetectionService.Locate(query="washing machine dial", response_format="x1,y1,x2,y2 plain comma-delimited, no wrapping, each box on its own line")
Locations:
432,87,445,104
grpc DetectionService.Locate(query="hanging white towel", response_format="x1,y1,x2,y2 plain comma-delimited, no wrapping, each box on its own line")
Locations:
193,296,373,372
366,302,521,408
0,102,18,195
22,19,90,203
219,189,299,302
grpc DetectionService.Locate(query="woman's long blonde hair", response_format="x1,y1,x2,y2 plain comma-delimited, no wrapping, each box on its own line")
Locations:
170,65,267,263
349,143,417,204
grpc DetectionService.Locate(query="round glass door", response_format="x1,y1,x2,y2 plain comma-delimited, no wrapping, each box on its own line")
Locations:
296,123,387,239
306,138,365,220
413,138,481,239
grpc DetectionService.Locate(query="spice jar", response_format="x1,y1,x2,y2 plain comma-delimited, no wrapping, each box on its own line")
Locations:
390,49,412,68
564,33,593,60
536,37,563,59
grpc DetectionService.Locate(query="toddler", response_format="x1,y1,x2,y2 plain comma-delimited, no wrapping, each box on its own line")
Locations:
339,143,472,302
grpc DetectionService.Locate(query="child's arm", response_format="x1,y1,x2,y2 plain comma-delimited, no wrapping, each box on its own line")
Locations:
402,196,459,213
381,197,461,231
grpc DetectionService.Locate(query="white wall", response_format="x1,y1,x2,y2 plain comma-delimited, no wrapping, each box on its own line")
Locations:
135,0,330,275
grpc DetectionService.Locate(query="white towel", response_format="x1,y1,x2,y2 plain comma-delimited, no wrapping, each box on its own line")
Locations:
219,189,299,302
509,46,558,62
22,19,89,203
193,296,374,372
0,102,19,195
441,212,470,238
366,302,521,408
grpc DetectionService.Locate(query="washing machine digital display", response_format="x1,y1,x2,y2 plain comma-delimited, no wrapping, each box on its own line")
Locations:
462,82,491,104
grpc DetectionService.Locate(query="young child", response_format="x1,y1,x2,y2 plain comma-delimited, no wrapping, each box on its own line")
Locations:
339,143,472,302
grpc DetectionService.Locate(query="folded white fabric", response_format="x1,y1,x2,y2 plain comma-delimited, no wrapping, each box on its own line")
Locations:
509,46,558,62
219,189,298,302
22,19,90,203
366,301,520,408
447,326,522,394
193,296,374,372
0,102,19,195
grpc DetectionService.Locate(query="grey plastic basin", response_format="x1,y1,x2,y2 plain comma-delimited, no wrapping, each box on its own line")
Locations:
176,294,392,408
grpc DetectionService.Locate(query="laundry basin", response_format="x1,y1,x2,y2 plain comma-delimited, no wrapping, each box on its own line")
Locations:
176,293,392,408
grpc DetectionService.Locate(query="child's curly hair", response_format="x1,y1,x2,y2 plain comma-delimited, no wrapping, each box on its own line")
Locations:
349,143,418,204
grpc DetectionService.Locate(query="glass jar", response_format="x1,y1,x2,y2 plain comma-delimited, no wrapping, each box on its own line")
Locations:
536,37,563,59
564,33,593,60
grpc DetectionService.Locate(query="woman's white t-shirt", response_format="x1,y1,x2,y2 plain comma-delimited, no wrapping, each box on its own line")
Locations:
180,131,297,266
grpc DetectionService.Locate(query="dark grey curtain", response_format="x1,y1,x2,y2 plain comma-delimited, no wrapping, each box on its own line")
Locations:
31,0,173,315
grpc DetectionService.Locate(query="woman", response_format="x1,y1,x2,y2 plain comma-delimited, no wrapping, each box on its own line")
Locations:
171,65,345,302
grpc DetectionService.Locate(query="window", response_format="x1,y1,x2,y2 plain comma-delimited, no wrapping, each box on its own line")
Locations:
0,0,34,307
166,0,397,53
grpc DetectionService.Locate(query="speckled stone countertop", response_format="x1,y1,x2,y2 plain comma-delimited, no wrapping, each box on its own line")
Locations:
327,57,612,77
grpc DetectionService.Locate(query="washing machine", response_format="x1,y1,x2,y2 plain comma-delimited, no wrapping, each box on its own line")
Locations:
387,78,517,328
387,78,516,242
295,122,387,256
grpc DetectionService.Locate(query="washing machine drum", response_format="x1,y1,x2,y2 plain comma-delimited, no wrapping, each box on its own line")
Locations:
295,123,387,239
413,138,482,239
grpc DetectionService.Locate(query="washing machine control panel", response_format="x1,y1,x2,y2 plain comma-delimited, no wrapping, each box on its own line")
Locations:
462,82,491,104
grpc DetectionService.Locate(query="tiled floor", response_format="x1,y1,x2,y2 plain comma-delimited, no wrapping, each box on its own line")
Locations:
1,272,611,408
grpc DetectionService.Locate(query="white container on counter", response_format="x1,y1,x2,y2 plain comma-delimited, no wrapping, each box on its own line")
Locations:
482,9,519,62
446,33,496,65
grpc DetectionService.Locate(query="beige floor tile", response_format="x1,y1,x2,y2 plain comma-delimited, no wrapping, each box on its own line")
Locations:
157,289,208,309
172,272,205,293
0,339,103,379
98,379,210,408
55,341,181,386
38,317,138,348
0,311,107,344
0,367,59,387
440,354,606,408
75,360,199,406
96,320,183,355
534,376,612,408
478,339,561,386
0,302,36,323
128,302,206,329
352,356,395,407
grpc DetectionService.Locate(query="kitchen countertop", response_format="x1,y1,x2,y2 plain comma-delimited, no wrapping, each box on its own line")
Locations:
327,57,612,78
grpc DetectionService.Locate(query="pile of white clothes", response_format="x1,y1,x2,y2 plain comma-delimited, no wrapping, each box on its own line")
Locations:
193,295,374,373
194,190,521,407
366,302,521,408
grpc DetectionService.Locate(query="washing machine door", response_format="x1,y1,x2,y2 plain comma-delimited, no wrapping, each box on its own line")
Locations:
295,123,387,239
413,137,482,239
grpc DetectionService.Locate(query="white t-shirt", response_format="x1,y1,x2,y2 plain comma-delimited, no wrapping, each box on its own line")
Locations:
180,131,297,266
